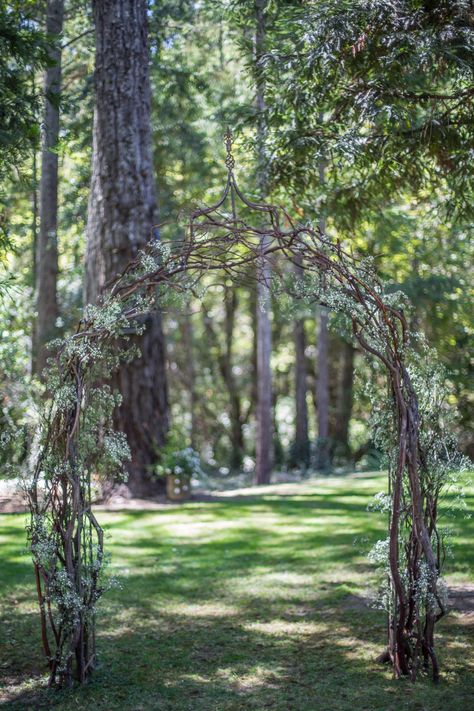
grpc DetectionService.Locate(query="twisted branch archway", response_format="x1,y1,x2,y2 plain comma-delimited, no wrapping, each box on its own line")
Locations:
29,132,453,686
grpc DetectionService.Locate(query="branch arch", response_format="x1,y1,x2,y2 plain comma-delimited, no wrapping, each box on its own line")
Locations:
29,134,453,686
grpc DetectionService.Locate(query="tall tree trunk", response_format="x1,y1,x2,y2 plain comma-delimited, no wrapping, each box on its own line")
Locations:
315,307,330,470
31,138,38,291
183,307,197,450
249,286,258,416
315,159,331,470
292,254,309,467
332,339,354,459
255,234,273,484
86,0,168,496
202,289,244,470
33,0,63,376
293,316,309,467
224,286,245,469
411,253,420,333
254,0,273,485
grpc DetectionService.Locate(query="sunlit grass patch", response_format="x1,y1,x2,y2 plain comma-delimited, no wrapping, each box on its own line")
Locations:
0,471,472,710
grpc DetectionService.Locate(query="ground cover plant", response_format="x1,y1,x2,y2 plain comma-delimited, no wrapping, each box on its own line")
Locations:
1,471,473,710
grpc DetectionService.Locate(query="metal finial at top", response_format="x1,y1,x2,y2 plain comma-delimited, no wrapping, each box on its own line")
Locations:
224,127,235,172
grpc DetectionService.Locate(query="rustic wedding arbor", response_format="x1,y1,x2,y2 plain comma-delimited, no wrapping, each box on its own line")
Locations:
28,131,460,687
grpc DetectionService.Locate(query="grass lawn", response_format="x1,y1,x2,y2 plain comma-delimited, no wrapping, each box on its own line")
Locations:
0,471,473,710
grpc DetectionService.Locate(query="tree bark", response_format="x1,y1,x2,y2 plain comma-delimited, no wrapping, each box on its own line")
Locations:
315,160,330,471
202,289,245,470
86,0,168,496
255,234,273,484
254,0,273,485
34,0,63,376
315,307,330,470
332,339,354,459
224,287,245,469
31,131,38,292
183,307,197,450
292,259,309,467
293,317,309,466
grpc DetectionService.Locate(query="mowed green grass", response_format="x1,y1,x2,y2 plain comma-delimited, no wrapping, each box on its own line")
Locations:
0,472,472,710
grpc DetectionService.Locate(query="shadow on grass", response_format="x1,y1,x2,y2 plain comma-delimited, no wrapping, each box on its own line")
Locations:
2,584,473,711
1,484,473,710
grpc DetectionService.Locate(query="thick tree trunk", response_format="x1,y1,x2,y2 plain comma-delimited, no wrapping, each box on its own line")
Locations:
86,0,168,496
34,0,63,376
332,339,354,459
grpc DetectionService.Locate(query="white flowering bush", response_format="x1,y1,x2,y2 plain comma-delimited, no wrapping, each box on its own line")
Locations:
155,441,204,481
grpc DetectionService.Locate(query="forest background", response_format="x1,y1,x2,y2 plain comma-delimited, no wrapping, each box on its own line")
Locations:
1,0,473,493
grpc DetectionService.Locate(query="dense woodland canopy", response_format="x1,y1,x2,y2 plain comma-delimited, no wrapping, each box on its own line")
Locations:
0,0,473,703
0,0,472,486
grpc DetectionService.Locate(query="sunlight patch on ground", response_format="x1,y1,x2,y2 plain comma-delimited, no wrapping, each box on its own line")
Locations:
162,519,261,537
211,471,383,499
242,619,323,637
223,571,317,602
164,673,212,687
164,600,240,618
258,570,315,586
216,664,284,693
